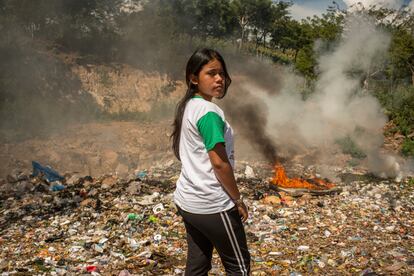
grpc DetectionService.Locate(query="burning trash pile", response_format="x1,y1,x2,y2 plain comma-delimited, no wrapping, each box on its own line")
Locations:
270,163,342,196
0,161,414,275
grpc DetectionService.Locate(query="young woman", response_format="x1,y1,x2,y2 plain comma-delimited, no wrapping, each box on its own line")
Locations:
171,48,250,275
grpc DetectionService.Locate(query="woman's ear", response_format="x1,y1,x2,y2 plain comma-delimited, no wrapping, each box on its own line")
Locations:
190,74,198,85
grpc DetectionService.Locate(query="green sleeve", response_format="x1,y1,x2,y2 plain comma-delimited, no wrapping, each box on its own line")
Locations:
196,111,225,151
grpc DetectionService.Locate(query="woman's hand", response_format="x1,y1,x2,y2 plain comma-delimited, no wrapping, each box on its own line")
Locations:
237,202,248,223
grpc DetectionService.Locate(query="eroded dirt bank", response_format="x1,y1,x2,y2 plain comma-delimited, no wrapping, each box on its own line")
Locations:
0,120,174,179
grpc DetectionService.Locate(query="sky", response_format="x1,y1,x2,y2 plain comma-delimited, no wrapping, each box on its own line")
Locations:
289,0,413,19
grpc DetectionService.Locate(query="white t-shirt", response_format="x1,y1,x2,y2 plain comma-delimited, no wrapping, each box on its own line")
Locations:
174,96,235,214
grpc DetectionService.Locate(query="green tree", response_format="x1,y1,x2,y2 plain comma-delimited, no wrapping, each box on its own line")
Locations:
271,18,312,61
164,0,237,39
308,10,344,46
193,0,238,38
231,0,256,49
249,0,274,49
295,45,316,79
291,9,344,79
389,28,414,85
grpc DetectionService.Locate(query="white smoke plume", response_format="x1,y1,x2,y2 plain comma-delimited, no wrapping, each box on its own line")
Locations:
239,16,403,178
344,0,404,9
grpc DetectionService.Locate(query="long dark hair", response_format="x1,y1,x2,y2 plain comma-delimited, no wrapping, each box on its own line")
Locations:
171,48,232,160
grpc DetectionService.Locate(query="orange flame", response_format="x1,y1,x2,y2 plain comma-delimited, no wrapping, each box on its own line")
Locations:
271,163,335,190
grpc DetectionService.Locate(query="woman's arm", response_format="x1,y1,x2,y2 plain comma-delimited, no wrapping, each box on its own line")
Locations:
208,143,248,222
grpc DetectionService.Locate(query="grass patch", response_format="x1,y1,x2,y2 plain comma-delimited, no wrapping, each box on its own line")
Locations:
244,43,293,64
98,100,176,122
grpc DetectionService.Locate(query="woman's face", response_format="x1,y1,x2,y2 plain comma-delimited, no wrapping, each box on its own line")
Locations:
191,59,225,101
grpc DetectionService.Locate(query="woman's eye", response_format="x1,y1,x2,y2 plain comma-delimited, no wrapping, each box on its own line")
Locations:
207,71,224,77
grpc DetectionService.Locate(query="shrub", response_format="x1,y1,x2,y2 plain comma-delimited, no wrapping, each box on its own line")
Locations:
336,136,367,159
401,138,414,157
374,84,414,136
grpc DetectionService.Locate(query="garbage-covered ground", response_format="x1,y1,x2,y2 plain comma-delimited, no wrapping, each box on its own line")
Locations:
1,160,413,275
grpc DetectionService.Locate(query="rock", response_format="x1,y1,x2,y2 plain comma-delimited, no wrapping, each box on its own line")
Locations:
66,174,81,186
101,175,117,189
115,163,129,178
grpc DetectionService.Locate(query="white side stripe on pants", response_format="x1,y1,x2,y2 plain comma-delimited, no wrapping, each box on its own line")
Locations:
220,212,248,275
223,212,248,275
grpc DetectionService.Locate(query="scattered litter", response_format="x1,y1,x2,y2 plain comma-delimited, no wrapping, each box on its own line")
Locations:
153,203,164,214
148,215,159,223
153,234,162,243
297,245,309,251
50,183,65,191
137,192,160,205
118,270,131,276
0,162,413,274
86,265,98,272
136,171,147,179
245,165,255,178
127,213,140,221
31,161,64,182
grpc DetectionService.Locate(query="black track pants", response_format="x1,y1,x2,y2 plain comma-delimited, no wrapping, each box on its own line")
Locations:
177,206,250,276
